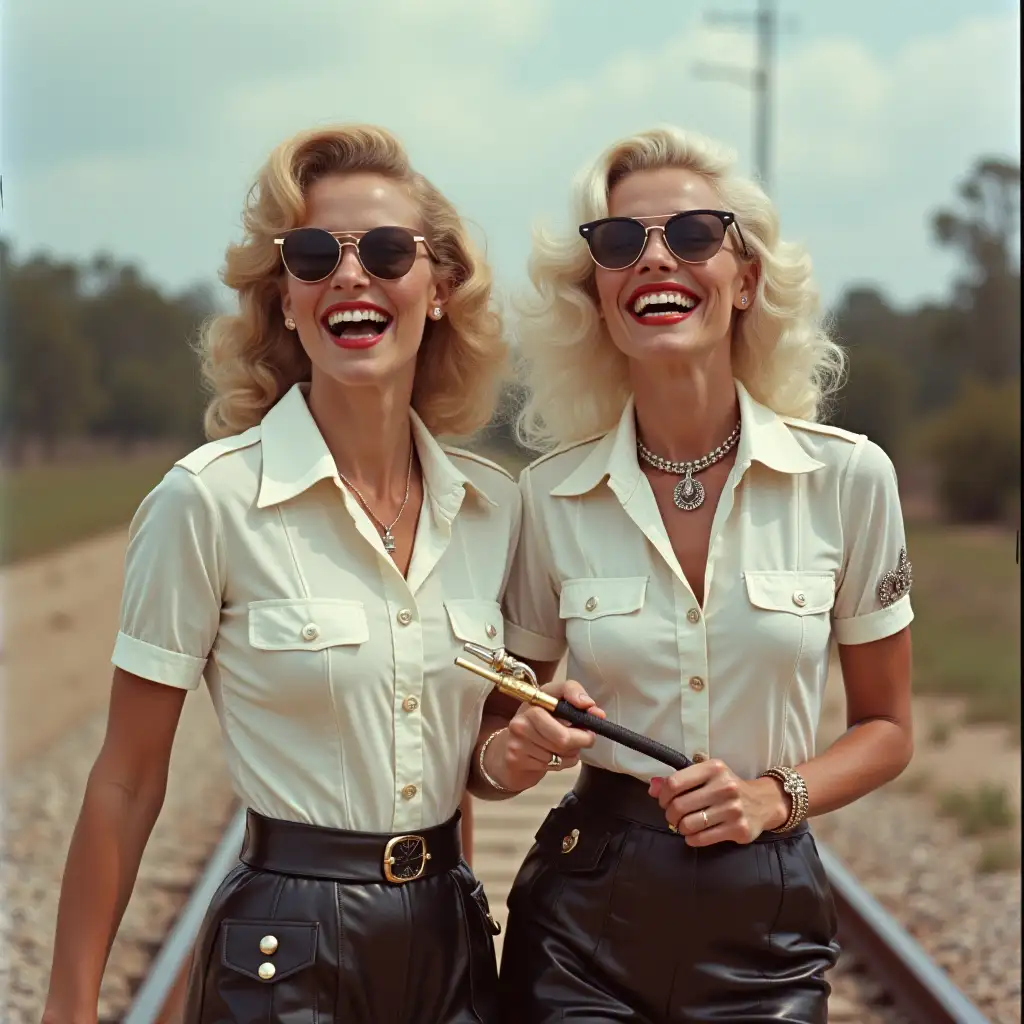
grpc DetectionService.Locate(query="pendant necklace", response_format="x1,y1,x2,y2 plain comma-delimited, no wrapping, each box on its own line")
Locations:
636,421,741,511
336,446,415,555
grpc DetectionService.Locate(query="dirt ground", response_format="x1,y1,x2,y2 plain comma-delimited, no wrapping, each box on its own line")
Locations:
3,526,1019,819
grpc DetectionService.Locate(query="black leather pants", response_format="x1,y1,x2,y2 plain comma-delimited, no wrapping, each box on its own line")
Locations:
183,809,500,1023
499,767,840,1024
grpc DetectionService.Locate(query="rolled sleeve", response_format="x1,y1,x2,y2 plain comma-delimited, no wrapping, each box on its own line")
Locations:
501,466,567,662
112,466,225,689
832,438,914,646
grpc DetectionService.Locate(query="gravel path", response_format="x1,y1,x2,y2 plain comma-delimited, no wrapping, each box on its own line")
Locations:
816,786,1020,1024
1,690,235,1023
2,530,1017,1023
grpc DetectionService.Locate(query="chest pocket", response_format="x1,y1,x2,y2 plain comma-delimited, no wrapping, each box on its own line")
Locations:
248,599,369,651
445,599,505,650
743,572,836,616
559,577,649,621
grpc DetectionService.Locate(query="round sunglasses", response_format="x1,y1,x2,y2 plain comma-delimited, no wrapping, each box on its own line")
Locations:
274,226,438,283
578,210,750,270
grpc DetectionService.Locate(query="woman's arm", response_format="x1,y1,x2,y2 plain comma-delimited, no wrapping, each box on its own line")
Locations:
653,629,914,844
42,670,187,1024
466,658,604,800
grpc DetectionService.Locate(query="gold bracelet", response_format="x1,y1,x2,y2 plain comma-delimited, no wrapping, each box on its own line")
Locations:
759,766,809,833
477,728,515,794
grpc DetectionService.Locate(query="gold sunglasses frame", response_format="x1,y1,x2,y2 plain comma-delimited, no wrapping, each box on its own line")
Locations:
274,226,439,283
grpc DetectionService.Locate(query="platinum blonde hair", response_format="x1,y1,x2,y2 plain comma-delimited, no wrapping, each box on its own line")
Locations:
199,124,506,440
516,126,846,449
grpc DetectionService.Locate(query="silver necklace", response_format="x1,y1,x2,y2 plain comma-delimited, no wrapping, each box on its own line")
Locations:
636,421,741,511
336,446,415,555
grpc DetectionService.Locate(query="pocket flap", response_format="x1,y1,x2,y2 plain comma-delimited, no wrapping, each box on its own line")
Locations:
221,920,318,983
743,572,835,615
248,599,369,651
444,599,504,647
534,805,611,873
559,577,648,621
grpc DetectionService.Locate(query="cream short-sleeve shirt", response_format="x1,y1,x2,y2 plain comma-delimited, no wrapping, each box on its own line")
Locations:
503,380,913,781
112,383,521,833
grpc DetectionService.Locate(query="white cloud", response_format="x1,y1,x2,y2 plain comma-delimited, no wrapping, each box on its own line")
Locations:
3,2,1019,310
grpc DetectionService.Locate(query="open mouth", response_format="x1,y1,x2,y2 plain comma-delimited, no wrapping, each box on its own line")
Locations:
627,286,701,326
320,303,393,348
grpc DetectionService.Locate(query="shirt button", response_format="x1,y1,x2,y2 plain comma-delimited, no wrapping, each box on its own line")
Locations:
693,751,709,763
689,676,705,692
792,591,807,607
401,784,418,800
301,623,319,641
402,695,419,713
585,597,598,612
397,608,414,626
686,607,701,624
259,935,278,955
258,962,276,980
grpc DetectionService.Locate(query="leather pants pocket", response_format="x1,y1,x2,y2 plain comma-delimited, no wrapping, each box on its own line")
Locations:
201,919,320,1024
772,834,840,952
509,799,623,964
454,866,501,1022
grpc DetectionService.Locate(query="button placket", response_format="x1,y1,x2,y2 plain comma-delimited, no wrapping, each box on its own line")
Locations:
390,593,425,831
675,581,710,761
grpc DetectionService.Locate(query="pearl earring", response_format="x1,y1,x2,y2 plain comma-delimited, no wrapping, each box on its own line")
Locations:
740,296,748,307
284,317,296,330
431,307,443,320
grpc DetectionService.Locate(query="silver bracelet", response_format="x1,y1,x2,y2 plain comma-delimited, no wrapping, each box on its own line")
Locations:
477,728,515,793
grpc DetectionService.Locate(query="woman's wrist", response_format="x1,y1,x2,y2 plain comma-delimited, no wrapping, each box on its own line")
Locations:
477,728,518,794
752,775,792,832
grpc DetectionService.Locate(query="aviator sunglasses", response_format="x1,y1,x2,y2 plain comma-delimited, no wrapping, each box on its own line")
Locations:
578,210,750,270
274,226,439,283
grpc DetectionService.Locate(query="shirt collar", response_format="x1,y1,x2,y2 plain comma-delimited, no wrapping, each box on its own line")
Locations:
256,383,495,510
549,378,823,500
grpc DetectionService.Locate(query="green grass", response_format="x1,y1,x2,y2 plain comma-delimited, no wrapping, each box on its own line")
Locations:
937,783,1017,836
977,835,1021,875
2,454,179,564
905,524,1020,736
3,451,1021,750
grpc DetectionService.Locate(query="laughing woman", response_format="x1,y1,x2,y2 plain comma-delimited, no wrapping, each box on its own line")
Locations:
478,126,915,1023
41,124,517,1024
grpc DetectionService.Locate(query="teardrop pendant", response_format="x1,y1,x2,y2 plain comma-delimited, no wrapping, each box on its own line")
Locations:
672,471,705,511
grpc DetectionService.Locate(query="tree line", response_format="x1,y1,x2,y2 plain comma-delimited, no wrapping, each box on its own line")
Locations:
1,156,1019,522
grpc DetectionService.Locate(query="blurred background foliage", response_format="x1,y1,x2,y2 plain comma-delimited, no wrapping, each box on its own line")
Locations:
1,154,1019,536
0,153,1019,734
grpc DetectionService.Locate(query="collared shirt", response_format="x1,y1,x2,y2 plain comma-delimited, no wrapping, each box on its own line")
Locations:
112,383,520,832
503,380,913,781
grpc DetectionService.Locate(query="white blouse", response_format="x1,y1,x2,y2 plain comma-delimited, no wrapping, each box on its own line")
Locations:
503,380,914,781
112,383,521,832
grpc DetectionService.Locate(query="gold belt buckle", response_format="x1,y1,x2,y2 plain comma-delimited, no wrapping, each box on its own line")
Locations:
383,834,431,884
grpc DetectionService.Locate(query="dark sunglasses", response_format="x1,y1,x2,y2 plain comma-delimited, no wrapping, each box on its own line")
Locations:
274,226,438,283
578,210,750,270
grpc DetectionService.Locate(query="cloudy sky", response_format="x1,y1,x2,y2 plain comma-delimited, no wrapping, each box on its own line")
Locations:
2,0,1019,314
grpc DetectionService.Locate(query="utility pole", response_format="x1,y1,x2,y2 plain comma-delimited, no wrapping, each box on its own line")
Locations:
694,0,785,195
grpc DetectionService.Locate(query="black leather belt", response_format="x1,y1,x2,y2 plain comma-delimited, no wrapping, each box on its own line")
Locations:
240,808,463,884
573,765,808,842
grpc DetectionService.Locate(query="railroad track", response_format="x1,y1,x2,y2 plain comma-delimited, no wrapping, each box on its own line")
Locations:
124,772,993,1024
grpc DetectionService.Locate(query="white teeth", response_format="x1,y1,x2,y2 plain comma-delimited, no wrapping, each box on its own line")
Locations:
327,308,389,326
632,291,698,315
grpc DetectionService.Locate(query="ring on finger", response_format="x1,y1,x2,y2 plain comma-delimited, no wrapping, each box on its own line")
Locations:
699,809,710,830
547,753,563,770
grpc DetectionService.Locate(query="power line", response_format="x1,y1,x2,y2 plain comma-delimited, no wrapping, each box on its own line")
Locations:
694,0,790,196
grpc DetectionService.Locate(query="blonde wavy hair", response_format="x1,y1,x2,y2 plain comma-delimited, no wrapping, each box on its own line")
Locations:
516,126,846,449
199,124,506,439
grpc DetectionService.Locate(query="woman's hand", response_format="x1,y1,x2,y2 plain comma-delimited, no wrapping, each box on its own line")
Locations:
649,759,789,846
487,679,605,793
